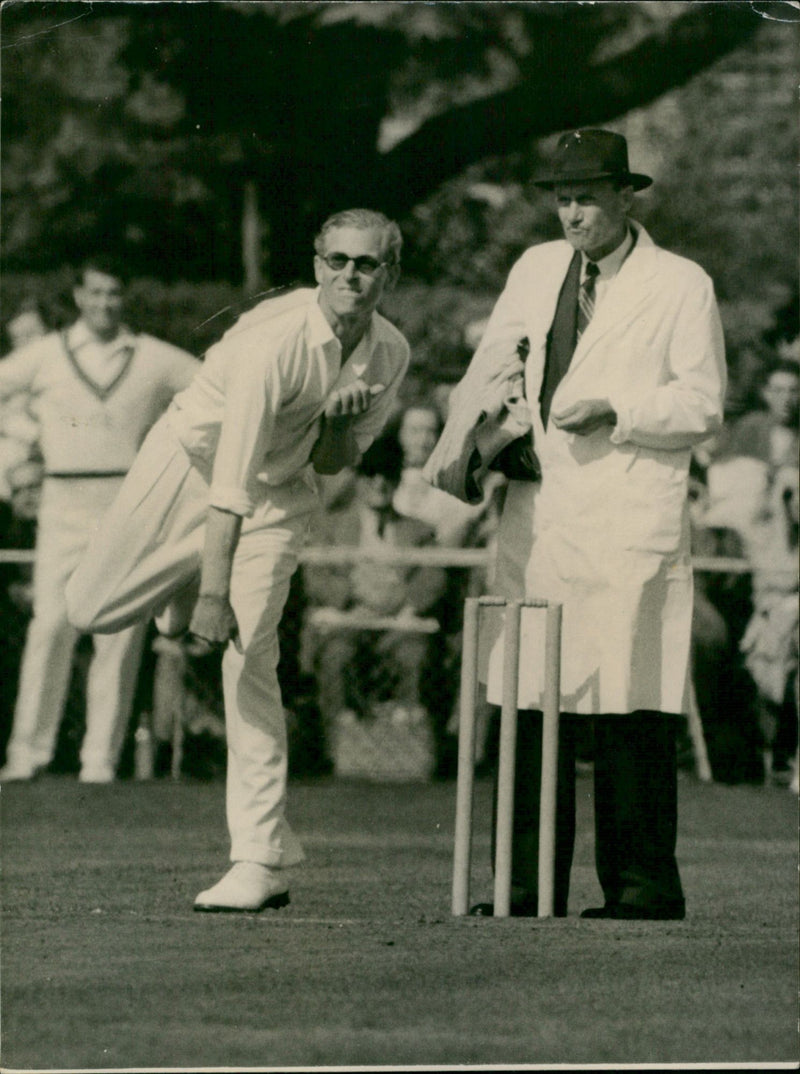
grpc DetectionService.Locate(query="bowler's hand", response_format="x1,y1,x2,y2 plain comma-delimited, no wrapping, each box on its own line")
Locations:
187,594,243,655
324,380,384,419
312,381,383,474
551,399,616,435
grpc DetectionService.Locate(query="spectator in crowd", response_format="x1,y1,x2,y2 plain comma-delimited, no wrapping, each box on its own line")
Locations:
0,256,198,784
425,129,726,919
0,300,47,504
724,356,798,470
703,358,799,538
392,402,444,519
65,209,410,913
687,458,762,784
2,455,44,544
4,300,47,354
303,431,447,768
390,397,506,775
739,463,799,789
691,357,798,785
0,397,41,506
392,400,502,549
0,457,44,761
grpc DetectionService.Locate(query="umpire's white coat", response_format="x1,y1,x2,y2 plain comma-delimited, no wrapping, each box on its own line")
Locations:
473,224,726,715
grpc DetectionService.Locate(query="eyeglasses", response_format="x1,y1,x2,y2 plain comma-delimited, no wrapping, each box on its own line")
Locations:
320,252,391,276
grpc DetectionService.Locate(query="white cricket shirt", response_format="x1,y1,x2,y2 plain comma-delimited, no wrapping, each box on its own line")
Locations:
166,288,411,517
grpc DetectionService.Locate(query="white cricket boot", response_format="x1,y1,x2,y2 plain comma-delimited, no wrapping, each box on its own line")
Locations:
193,862,290,913
0,760,42,782
78,763,116,784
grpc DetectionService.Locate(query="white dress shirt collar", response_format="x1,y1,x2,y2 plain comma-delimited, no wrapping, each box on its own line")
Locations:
581,226,634,282
307,291,338,349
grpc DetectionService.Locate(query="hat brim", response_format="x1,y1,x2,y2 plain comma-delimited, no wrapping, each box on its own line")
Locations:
533,170,652,192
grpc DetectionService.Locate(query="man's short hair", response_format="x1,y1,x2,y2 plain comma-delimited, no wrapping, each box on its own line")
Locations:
75,254,129,287
314,209,403,266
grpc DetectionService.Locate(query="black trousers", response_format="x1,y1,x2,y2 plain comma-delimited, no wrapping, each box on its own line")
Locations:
494,710,685,915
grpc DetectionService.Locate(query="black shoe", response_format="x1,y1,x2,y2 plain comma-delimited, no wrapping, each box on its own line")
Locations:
469,895,540,918
581,902,685,921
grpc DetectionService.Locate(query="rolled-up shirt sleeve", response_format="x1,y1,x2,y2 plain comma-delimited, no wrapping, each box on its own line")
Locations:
609,271,727,451
208,346,285,517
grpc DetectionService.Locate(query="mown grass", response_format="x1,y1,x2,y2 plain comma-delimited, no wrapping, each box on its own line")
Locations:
1,773,797,1069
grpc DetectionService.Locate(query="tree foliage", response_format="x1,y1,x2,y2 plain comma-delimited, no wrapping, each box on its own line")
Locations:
2,1,794,407
395,12,799,405
2,1,760,283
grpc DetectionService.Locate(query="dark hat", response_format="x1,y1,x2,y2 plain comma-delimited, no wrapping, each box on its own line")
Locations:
533,129,652,191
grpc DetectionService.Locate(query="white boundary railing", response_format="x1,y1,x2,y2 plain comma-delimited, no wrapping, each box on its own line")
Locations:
0,547,766,574
1,544,793,787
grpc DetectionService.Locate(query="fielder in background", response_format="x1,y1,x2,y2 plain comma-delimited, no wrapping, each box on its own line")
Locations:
66,209,410,913
426,130,726,919
0,257,198,784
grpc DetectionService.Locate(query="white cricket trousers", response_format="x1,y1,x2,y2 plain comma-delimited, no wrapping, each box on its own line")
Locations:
66,415,315,868
5,477,147,778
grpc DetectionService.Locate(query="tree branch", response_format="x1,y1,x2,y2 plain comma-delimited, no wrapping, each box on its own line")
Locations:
373,3,761,214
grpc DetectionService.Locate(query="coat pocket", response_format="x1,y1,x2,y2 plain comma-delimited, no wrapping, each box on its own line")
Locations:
619,451,688,555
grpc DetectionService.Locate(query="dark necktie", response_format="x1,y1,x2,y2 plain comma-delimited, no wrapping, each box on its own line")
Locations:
576,261,599,339
539,251,580,427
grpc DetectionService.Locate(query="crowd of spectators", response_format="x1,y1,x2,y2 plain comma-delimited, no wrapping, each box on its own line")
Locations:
0,295,796,790
687,351,799,788
0,304,47,757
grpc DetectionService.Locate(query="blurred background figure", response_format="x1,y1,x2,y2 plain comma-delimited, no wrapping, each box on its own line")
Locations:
1,454,44,598
0,401,42,507
690,354,799,787
4,299,47,353
0,300,47,505
0,456,44,761
705,357,799,538
392,398,502,549
303,432,446,776
392,401,445,522
390,394,508,776
687,455,762,784
739,464,799,790
724,356,799,470
2,456,44,544
0,256,198,783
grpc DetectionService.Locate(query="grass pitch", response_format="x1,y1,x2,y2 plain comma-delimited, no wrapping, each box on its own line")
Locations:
1,772,797,1070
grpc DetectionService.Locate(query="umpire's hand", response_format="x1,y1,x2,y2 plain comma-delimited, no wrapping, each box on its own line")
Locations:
551,398,617,435
187,594,243,656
